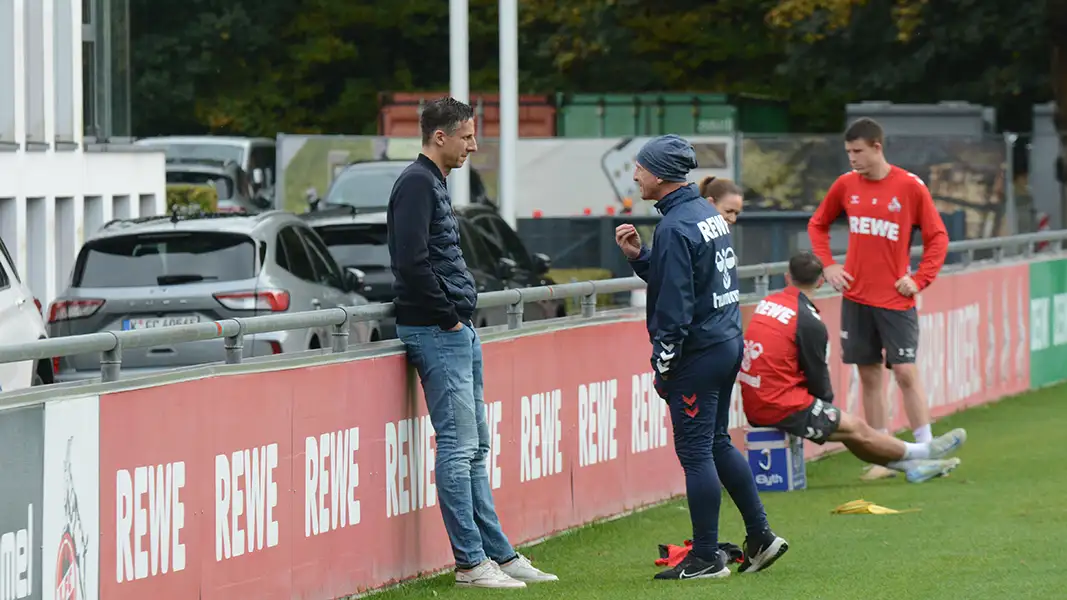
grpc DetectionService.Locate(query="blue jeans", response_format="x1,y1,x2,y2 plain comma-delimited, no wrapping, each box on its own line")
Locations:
396,323,517,569
661,335,771,560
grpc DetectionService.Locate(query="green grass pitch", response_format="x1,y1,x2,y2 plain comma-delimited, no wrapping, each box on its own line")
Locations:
370,384,1067,599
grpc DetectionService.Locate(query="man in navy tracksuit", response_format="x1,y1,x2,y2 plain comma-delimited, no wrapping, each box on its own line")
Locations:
615,135,789,581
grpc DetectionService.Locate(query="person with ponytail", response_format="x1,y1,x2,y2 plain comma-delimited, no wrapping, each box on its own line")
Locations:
699,177,744,225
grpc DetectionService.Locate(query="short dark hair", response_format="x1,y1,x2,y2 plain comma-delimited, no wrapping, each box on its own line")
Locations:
420,97,475,145
788,251,824,287
844,117,884,146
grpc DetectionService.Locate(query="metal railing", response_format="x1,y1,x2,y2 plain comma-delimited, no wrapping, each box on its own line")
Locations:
0,230,1064,383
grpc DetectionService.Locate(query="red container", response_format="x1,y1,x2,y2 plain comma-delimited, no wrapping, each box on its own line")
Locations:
378,91,557,138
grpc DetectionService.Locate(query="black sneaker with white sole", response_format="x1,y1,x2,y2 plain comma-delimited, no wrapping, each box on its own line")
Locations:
654,550,731,580
738,531,789,573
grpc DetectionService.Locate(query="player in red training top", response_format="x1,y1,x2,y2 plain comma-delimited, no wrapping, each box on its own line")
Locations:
739,252,965,483
807,118,950,481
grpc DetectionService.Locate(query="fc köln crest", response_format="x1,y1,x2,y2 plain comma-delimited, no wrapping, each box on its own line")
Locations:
55,437,89,600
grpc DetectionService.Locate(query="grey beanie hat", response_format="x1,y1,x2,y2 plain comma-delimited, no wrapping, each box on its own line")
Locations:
635,134,698,182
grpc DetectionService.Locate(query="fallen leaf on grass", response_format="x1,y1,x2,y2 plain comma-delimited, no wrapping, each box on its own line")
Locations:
831,499,922,515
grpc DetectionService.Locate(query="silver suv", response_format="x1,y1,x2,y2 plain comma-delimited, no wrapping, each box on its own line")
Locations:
48,210,380,382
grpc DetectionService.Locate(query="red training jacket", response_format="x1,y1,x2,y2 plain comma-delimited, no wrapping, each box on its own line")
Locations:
807,166,949,311
739,287,833,426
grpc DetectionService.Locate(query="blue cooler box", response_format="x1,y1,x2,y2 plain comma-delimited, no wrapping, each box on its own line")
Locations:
745,427,806,492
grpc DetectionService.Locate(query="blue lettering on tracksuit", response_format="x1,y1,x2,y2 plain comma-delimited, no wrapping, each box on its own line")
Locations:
628,184,742,380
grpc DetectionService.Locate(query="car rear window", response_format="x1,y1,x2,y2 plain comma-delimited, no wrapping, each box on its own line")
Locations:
165,171,235,199
315,224,391,269
72,231,257,288
324,166,404,211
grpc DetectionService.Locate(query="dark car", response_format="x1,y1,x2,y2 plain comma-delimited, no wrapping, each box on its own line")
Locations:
314,160,494,213
454,203,565,322
301,205,565,338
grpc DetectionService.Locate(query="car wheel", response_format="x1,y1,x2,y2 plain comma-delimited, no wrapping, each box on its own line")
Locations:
309,336,321,350
370,330,380,342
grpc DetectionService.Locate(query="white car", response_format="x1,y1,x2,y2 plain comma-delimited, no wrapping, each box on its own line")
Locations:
134,135,276,204
0,235,51,391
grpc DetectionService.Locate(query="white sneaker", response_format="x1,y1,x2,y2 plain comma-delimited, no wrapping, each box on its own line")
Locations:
927,428,967,460
499,554,559,583
905,457,961,483
455,559,527,588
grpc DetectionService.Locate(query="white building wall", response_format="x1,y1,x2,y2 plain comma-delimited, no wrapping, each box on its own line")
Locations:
0,0,165,307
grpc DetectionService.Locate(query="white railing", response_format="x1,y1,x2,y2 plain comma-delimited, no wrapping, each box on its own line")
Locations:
0,229,1063,383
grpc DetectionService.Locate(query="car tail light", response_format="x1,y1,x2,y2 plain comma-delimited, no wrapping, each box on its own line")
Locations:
214,290,290,312
52,356,60,374
268,341,282,355
47,298,104,323
33,297,42,315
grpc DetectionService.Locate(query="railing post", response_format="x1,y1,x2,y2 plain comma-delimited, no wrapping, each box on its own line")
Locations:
965,249,974,266
755,274,770,298
100,336,122,383
332,309,350,353
507,298,524,330
1026,242,1035,258
224,320,244,365
1004,132,1018,235
994,247,1005,262
581,292,597,317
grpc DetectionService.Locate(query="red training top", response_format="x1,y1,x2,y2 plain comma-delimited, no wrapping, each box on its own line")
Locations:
807,166,949,311
739,287,833,426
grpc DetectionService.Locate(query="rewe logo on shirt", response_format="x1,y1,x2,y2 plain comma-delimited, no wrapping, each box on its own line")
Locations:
754,299,796,325
849,216,900,241
697,215,731,243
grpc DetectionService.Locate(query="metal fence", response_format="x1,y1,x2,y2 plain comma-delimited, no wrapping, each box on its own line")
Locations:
1011,131,1063,234
275,132,1047,231
0,230,1065,385
739,133,1017,239
517,210,969,289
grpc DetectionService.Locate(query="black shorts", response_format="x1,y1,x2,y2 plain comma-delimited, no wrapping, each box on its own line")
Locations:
766,398,841,445
841,297,919,367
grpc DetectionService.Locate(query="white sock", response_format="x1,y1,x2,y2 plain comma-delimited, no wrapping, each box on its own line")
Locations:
901,442,930,460
913,424,933,444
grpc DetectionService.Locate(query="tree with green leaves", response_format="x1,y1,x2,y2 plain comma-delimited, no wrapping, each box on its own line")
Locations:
129,0,1058,139
765,0,1053,132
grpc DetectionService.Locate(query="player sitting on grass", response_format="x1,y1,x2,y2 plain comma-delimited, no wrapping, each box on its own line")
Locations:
737,251,966,483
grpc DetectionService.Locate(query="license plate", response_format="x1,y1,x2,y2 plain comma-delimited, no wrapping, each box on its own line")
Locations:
122,315,201,330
